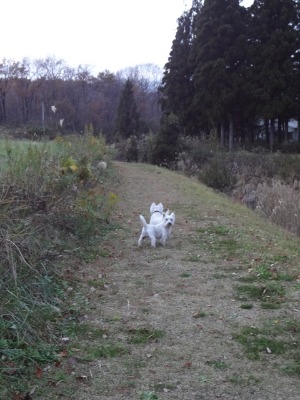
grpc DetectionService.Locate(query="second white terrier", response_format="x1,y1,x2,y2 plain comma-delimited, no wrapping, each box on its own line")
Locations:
138,211,176,247
149,202,164,224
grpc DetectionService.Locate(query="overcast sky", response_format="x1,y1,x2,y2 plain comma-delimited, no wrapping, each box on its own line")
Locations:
2,0,254,75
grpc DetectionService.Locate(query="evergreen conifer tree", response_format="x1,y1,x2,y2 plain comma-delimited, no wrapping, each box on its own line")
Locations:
190,0,248,148
160,1,202,135
115,79,140,140
248,0,299,147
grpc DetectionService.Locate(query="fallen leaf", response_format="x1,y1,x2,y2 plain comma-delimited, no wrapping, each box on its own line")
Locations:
36,367,43,379
58,349,68,357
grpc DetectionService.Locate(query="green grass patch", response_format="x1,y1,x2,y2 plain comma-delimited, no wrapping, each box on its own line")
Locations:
234,319,300,371
235,282,285,303
239,263,296,284
234,328,286,360
196,224,241,257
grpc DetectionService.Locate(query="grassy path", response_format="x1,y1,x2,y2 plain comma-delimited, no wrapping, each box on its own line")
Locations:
41,162,300,400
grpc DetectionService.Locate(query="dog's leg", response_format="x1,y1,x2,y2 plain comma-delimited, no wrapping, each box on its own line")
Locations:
138,228,146,246
149,233,156,247
160,234,167,246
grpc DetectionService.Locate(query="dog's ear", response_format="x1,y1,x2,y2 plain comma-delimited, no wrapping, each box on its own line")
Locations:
158,203,163,212
171,212,175,223
150,203,156,213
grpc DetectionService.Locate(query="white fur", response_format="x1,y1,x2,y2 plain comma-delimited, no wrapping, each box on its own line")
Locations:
149,202,164,224
138,212,176,247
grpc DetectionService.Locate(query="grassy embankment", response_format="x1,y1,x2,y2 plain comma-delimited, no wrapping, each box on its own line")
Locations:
0,134,117,398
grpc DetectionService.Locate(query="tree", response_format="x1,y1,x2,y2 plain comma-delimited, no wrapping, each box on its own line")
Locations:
248,0,299,148
190,0,249,149
118,64,162,133
151,113,181,166
114,79,141,140
160,1,202,135
0,59,25,123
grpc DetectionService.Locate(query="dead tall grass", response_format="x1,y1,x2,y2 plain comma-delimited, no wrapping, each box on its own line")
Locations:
256,180,300,236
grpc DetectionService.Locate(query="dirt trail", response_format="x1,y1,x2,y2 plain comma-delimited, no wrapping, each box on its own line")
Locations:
56,162,300,400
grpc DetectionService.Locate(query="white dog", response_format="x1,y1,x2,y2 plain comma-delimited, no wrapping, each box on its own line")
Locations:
149,202,164,224
138,211,176,247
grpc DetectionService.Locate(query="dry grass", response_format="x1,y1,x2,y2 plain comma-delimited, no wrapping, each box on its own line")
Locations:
256,180,300,235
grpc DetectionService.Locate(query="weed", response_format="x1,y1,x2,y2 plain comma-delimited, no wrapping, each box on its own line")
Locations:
83,344,127,360
198,375,210,384
261,302,281,309
206,359,228,370
185,254,200,262
88,278,106,289
282,362,300,376
63,322,106,340
240,303,253,309
180,272,191,278
228,373,260,386
140,391,160,400
128,328,165,344
153,383,176,392
193,311,207,318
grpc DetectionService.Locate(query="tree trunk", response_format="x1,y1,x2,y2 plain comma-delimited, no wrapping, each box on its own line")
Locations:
278,117,282,143
265,118,269,144
0,93,6,123
270,118,275,152
228,117,234,151
284,119,289,143
220,122,225,147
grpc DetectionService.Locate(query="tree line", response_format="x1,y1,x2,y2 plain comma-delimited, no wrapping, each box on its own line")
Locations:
1,0,299,157
159,0,300,152
0,57,162,141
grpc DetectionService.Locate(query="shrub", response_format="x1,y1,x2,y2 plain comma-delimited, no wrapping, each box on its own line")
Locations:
199,155,237,192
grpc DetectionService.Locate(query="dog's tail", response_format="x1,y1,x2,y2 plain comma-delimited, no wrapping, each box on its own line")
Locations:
139,214,148,228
